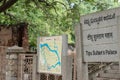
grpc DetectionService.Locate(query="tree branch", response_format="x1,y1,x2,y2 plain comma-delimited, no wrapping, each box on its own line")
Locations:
3,11,16,20
0,0,18,13
52,1,67,10
32,0,44,10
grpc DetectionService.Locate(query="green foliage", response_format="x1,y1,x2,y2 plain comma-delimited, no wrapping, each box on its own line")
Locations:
0,0,120,47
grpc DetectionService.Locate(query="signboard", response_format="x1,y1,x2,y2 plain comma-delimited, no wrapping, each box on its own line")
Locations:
37,35,67,74
81,7,120,62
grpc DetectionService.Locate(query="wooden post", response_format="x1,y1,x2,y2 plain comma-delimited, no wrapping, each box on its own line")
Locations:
32,55,37,80
61,55,72,80
61,35,73,80
75,23,88,80
83,63,89,80
73,52,77,80
36,56,41,80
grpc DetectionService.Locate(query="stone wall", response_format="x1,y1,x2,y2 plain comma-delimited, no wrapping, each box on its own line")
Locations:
0,23,29,80
6,45,36,80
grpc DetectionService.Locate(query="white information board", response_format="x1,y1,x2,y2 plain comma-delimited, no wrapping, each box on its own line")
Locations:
37,35,68,74
81,7,120,62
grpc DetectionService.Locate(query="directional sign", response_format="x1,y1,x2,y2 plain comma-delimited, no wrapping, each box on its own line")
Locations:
81,7,120,62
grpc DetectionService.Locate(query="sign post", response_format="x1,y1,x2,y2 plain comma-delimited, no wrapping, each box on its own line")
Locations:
37,35,72,80
81,7,120,62
75,7,120,80
75,23,88,80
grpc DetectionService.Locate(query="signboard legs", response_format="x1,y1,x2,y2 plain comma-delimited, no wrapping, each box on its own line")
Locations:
75,23,89,80
83,63,89,80
32,55,37,80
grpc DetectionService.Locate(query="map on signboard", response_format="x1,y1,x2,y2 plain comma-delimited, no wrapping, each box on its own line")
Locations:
38,36,62,74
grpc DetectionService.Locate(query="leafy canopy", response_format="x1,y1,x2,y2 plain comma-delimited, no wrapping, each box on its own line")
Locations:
0,0,120,46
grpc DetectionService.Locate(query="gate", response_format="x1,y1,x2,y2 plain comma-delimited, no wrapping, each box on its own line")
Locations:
18,53,35,80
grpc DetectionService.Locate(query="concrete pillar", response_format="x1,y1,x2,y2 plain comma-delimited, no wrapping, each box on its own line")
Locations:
6,45,25,80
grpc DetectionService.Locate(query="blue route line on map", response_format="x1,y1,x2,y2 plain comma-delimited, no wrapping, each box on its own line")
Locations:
40,43,61,70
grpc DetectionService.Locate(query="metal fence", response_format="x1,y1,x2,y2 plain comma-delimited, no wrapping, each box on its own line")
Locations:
18,53,63,80
39,74,62,80
18,54,34,80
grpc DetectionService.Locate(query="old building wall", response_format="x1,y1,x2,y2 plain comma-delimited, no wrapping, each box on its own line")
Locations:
0,23,29,80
